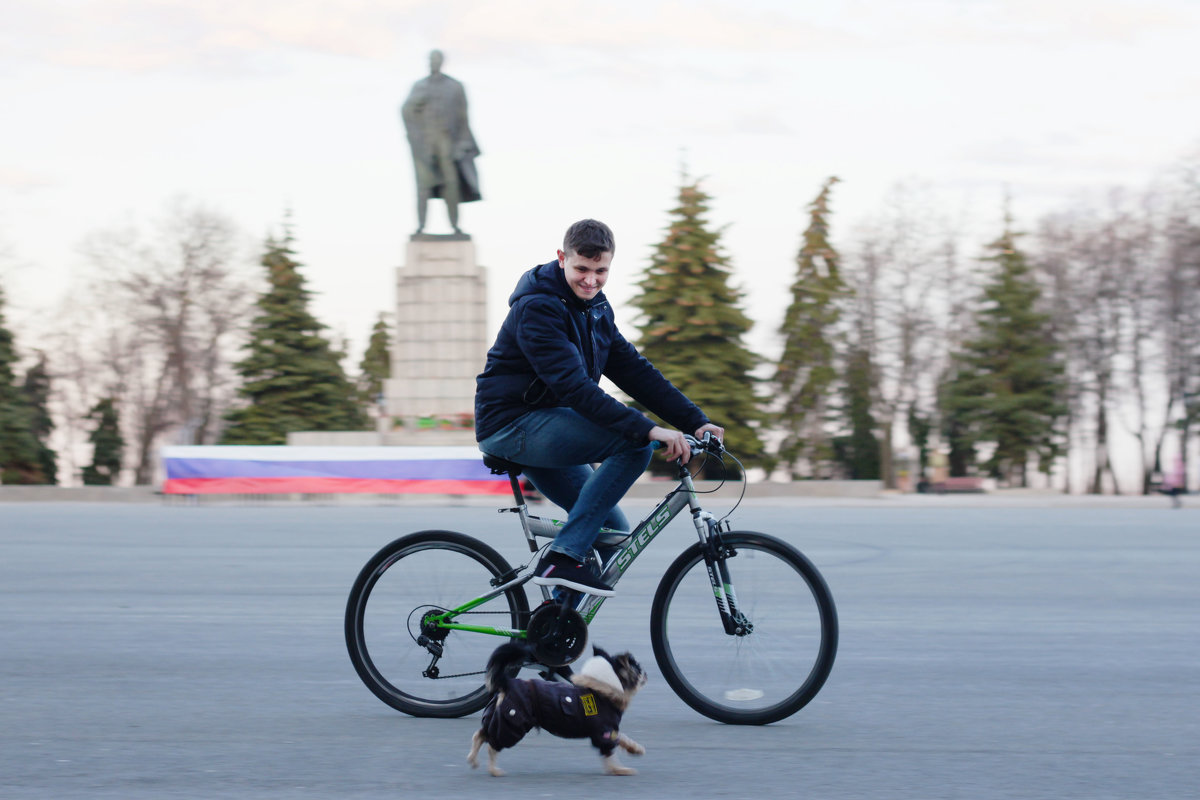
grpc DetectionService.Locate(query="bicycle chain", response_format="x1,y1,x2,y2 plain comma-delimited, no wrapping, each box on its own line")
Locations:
420,609,518,680
430,668,484,679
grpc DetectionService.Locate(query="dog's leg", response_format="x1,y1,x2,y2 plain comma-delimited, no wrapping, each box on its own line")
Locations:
602,732,644,774
467,729,485,769
602,752,637,776
486,744,505,777
468,729,505,777
617,732,644,756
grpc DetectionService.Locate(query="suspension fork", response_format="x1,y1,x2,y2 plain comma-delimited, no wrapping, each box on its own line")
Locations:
677,464,746,637
696,514,750,636
700,522,748,633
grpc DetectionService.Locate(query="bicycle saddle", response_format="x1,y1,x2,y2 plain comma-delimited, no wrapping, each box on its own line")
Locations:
482,453,524,476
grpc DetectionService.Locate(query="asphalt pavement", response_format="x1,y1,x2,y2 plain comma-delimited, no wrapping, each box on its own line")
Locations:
1,498,1196,799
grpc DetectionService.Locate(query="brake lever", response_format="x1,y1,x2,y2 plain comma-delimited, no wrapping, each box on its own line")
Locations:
698,431,725,456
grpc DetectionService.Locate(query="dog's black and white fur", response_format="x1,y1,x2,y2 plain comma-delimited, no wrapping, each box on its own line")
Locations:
467,641,648,776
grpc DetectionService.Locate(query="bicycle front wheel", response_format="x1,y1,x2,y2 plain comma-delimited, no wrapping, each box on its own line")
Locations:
345,530,530,718
651,531,838,725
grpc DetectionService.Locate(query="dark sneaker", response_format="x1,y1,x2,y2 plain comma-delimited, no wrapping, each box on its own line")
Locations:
531,551,615,597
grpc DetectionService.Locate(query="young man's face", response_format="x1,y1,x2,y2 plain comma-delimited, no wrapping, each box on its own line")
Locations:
557,249,612,302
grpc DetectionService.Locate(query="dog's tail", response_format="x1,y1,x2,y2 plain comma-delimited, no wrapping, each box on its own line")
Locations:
485,641,533,693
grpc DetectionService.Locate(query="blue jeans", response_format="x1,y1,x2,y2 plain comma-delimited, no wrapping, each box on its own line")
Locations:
478,407,653,563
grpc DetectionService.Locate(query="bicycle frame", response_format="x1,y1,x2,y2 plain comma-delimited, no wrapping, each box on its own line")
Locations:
425,459,745,643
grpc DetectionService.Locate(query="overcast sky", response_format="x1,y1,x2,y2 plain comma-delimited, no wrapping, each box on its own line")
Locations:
3,0,1199,361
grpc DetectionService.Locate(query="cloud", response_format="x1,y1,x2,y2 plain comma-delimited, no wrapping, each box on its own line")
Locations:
909,0,1200,47
999,0,1197,42
679,109,799,138
958,133,1179,176
3,0,868,74
2,0,430,72
6,0,1198,79
0,165,54,193
455,0,859,53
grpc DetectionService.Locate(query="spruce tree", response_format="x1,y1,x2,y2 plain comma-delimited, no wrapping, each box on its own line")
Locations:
832,346,881,479
22,353,57,484
357,313,392,409
943,218,1066,485
0,285,45,484
221,233,366,444
907,407,932,487
629,179,767,477
773,177,847,478
937,362,980,477
81,397,123,485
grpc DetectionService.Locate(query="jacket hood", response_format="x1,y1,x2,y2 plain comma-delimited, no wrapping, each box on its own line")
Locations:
509,260,606,309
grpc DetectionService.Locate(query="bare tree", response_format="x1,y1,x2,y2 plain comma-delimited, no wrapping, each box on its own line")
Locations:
1034,217,1087,493
1105,189,1181,494
42,309,117,484
1163,153,1200,488
842,182,961,489
1035,209,1125,494
73,198,255,483
1038,181,1200,496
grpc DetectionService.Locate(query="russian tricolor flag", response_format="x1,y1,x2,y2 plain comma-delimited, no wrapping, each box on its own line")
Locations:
160,446,511,495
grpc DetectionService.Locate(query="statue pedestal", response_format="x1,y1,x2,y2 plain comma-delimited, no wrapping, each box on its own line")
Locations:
383,235,488,432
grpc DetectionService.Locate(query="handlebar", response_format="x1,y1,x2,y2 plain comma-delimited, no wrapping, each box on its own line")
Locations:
689,431,725,456
650,431,726,459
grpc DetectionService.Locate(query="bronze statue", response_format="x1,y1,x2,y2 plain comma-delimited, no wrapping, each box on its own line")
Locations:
401,49,481,235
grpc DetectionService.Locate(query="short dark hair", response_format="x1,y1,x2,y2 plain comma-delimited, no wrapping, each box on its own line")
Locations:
563,219,615,259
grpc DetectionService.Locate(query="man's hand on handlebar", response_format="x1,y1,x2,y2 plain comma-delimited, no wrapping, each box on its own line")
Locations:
649,426,692,464
649,423,725,464
695,423,724,445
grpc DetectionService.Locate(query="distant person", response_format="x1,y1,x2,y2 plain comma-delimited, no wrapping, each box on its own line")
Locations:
1159,453,1187,509
401,49,481,234
474,219,724,597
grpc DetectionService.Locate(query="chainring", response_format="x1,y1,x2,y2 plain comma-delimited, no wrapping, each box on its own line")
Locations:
526,603,589,667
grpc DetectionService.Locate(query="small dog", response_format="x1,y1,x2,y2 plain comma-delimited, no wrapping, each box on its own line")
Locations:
467,641,648,776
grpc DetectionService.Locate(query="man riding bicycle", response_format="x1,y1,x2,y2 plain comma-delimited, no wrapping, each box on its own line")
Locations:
475,218,723,597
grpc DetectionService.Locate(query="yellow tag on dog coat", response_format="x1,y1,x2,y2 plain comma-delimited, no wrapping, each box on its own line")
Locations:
581,693,598,716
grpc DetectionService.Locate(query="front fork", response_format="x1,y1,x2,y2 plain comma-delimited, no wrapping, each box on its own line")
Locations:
695,514,752,636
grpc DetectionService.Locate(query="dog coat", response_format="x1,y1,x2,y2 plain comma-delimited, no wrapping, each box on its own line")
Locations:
480,656,629,757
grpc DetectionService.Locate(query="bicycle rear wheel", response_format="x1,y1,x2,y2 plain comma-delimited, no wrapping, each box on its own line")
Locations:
651,531,837,725
345,530,530,718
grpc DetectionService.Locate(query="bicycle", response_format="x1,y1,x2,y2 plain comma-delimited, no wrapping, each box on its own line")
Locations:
344,434,838,725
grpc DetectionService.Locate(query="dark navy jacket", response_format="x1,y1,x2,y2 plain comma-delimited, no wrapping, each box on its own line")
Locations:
475,260,708,442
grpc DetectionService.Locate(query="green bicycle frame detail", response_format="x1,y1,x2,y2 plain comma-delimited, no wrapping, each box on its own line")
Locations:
429,464,737,639
428,591,526,638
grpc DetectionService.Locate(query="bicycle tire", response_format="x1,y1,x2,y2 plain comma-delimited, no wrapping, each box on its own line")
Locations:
650,531,838,725
345,530,530,718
